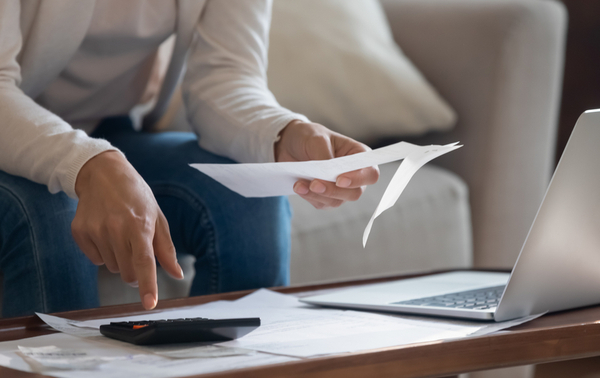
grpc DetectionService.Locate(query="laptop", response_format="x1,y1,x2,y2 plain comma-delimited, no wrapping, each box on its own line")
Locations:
301,109,600,322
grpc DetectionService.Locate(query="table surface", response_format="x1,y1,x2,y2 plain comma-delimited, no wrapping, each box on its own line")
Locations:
2,270,600,378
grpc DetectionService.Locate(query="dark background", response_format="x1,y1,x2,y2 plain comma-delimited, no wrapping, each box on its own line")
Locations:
555,0,600,165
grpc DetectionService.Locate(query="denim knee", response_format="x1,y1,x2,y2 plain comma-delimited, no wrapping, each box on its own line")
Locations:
201,195,291,294
0,172,99,317
242,195,292,286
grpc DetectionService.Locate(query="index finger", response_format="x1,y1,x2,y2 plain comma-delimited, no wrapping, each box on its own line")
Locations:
336,166,380,189
130,236,158,310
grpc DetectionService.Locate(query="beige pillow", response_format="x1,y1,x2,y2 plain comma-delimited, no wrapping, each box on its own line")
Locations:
267,0,456,142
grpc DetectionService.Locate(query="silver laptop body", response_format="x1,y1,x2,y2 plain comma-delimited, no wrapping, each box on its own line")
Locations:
301,109,600,322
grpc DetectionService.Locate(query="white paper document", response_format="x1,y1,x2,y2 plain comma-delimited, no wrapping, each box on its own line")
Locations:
52,289,538,358
0,289,541,377
0,333,293,378
36,313,101,338
191,141,462,246
146,344,255,359
191,141,459,198
17,345,124,371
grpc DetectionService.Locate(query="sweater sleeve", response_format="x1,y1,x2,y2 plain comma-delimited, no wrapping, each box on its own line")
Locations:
0,0,119,198
181,0,309,164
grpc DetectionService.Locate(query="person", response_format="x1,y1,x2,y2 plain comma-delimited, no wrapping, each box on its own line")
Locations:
0,0,379,318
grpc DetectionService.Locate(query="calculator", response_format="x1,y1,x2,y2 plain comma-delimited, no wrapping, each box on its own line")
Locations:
99,317,261,345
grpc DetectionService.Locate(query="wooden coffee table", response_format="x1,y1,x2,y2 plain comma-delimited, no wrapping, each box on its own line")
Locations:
2,270,600,378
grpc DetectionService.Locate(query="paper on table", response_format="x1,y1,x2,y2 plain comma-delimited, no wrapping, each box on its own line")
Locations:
55,289,540,359
146,345,255,359
0,332,295,378
36,313,101,338
191,141,462,246
17,345,122,371
216,290,541,357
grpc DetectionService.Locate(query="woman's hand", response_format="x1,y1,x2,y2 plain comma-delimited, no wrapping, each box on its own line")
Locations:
275,120,379,209
72,151,183,310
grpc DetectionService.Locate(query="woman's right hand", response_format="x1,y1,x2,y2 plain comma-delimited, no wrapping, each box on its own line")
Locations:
72,151,183,310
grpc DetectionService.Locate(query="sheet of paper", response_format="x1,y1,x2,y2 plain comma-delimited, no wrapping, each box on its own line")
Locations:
58,289,538,358
17,345,124,371
36,313,101,338
145,345,255,359
191,141,430,198
191,141,461,246
0,333,295,378
1,290,540,377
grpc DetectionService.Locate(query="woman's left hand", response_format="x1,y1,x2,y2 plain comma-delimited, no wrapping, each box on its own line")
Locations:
275,120,380,209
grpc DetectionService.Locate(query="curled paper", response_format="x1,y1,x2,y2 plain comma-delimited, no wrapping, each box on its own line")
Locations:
190,141,462,246
362,143,461,246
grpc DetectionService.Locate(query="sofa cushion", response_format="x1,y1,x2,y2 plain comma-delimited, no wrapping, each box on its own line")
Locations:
267,0,456,143
289,163,473,284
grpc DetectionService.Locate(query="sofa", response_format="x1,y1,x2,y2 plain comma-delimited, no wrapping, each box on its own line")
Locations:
0,0,567,376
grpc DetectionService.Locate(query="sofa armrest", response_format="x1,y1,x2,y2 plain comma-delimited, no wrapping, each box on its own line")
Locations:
380,0,567,268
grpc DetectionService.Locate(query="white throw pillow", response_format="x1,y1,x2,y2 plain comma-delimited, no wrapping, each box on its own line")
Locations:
267,0,457,142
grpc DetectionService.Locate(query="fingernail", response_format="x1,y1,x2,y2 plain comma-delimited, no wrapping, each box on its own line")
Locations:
310,181,326,194
143,293,157,310
178,264,184,280
336,177,351,188
294,182,309,195
128,281,139,288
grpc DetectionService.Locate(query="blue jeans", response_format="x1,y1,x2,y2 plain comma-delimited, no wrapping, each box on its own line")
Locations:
0,117,291,318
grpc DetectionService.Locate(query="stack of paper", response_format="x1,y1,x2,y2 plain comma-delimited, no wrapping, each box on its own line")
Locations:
0,289,538,378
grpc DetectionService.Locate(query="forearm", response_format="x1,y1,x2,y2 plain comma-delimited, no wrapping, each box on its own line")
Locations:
183,77,308,163
0,86,118,198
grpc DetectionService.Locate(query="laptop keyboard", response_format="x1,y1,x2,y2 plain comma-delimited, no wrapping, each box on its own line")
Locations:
392,285,505,310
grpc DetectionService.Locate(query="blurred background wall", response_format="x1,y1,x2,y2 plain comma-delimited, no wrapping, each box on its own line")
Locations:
555,0,600,165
